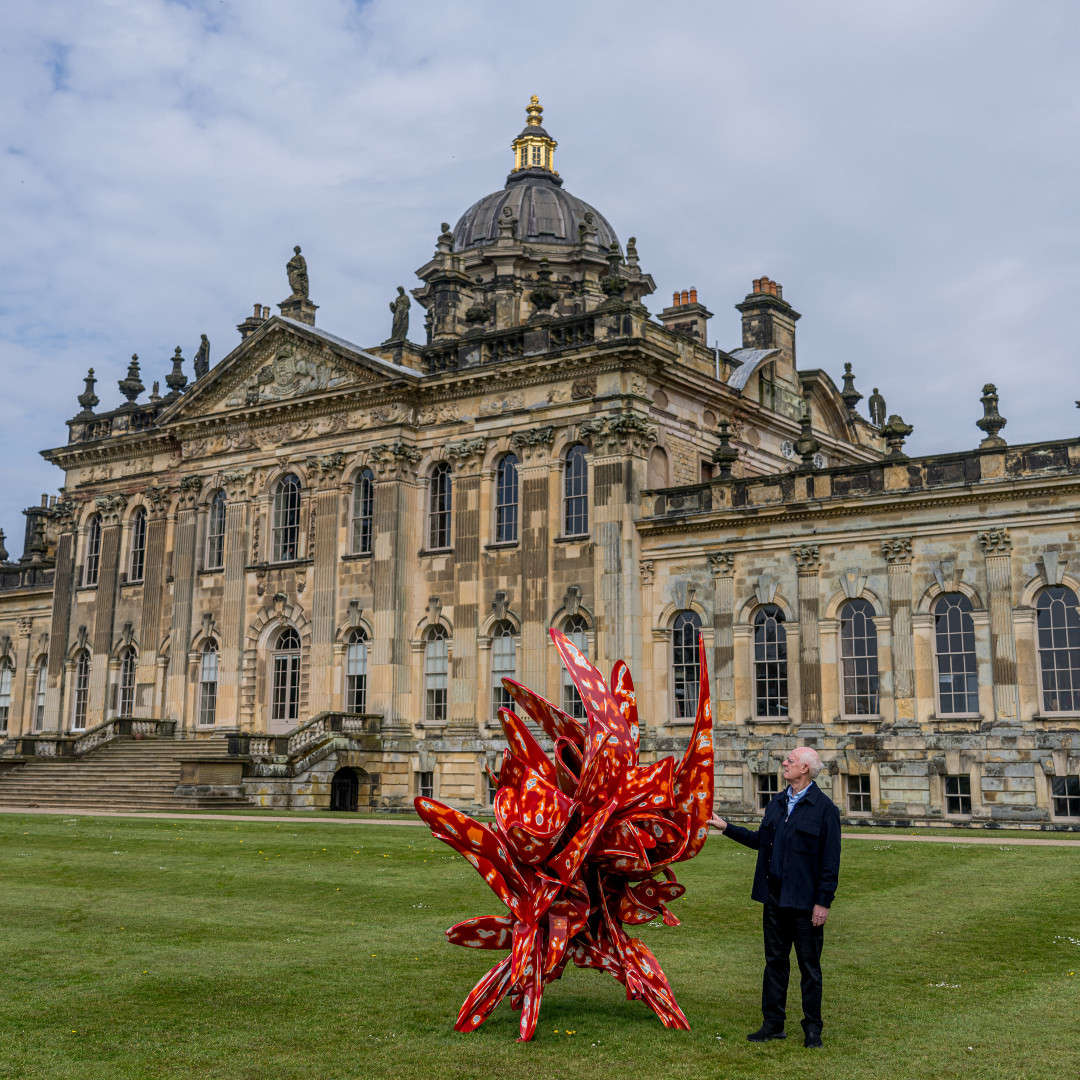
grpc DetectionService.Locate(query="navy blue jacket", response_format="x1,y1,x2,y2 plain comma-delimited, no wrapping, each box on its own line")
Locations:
723,781,841,909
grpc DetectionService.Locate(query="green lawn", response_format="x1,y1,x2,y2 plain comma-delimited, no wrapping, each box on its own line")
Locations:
0,815,1077,1080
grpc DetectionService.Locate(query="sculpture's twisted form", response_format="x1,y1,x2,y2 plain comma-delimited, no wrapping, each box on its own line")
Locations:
415,628,714,1041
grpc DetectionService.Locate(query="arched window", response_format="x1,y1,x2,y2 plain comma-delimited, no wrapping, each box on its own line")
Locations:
351,469,374,555
271,627,302,725
0,660,11,733
206,490,226,570
563,444,588,536
840,598,879,715
129,509,147,583
272,475,302,562
199,641,218,726
34,664,47,731
753,605,788,717
672,610,702,719
495,455,519,544
561,614,589,719
424,625,449,724
1036,586,1080,712
117,647,136,718
72,650,91,731
345,627,368,713
491,621,516,718
428,463,452,550
84,515,102,586
934,593,979,715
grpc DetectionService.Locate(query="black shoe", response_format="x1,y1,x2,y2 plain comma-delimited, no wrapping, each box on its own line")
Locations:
804,1031,823,1048
747,1026,787,1042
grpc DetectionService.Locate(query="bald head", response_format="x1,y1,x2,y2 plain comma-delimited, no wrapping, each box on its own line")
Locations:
791,746,823,779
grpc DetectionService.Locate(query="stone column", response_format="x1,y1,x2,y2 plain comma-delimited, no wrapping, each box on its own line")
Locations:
580,412,656,676
89,494,127,727
136,487,170,714
446,437,486,734
638,559,655,733
43,502,78,729
305,453,347,716
511,427,555,701
218,471,253,729
792,544,822,728
166,477,202,730
978,528,1019,723
11,616,33,737
881,536,916,724
369,443,420,734
707,551,736,726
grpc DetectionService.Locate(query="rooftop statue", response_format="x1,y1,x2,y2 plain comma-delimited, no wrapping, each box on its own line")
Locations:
868,387,887,427
390,286,410,342
286,245,309,300
194,334,210,380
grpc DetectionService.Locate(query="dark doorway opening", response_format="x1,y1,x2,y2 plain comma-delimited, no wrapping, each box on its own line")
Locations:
330,767,359,812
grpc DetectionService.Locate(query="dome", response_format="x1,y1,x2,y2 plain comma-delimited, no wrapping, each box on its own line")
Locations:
452,172,619,253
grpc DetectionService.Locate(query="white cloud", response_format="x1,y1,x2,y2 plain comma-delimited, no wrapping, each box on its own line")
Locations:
1,0,1079,552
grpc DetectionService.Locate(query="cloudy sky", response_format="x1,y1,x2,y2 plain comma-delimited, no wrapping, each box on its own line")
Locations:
1,0,1078,555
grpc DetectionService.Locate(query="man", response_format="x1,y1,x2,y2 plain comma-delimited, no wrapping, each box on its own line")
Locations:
708,747,841,1049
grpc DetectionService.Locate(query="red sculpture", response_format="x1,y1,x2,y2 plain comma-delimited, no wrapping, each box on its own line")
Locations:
414,628,714,1041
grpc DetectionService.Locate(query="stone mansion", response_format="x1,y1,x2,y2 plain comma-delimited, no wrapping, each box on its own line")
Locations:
0,97,1077,829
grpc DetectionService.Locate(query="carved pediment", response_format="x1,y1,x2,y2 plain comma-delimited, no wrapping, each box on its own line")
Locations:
163,321,402,423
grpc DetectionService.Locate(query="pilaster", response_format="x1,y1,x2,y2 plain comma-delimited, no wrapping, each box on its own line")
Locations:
978,528,1019,723
220,471,253,729
369,443,420,733
446,437,486,734
881,536,917,725
511,426,555,699
43,503,77,729
707,551,736,726
89,494,126,728
166,477,202,730
306,454,347,715
137,486,170,711
792,544,822,727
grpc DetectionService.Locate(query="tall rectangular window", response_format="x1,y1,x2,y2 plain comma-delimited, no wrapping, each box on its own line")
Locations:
346,630,368,713
34,666,47,731
206,491,227,570
561,616,588,719
72,652,90,731
840,598,879,715
495,455,519,544
272,475,302,563
428,464,452,550
944,775,972,815
672,611,702,719
118,649,136,718
753,606,788,717
199,644,218,727
129,510,147,583
490,623,516,719
935,594,979,715
0,662,11,733
563,445,588,536
424,626,448,725
351,469,374,555
84,516,102,586
418,771,434,799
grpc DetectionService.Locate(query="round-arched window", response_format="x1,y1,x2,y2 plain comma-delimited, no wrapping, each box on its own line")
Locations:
672,610,702,719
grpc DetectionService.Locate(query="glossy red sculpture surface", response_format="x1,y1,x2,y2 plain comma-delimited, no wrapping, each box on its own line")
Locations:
414,628,714,1041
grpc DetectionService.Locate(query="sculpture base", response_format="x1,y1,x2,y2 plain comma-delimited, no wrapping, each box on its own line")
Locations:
279,296,319,326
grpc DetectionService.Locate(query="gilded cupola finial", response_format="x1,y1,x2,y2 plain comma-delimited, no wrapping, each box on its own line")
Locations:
511,95,558,176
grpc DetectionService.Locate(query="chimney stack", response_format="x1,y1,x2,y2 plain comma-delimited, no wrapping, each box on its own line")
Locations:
658,285,713,344
735,275,800,384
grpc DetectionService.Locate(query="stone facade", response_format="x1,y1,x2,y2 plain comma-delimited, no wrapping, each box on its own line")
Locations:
0,99,1076,828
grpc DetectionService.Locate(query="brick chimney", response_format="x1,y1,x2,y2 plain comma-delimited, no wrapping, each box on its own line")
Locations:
735,276,800,383
657,286,713,343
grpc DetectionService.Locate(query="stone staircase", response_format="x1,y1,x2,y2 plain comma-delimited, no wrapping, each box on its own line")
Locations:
0,736,253,813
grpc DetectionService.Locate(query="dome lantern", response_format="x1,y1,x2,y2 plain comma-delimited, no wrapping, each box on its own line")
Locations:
511,95,557,176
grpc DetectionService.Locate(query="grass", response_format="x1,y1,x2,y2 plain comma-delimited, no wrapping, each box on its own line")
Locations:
0,815,1077,1080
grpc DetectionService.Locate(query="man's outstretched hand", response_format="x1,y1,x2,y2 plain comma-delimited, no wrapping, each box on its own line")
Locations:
707,812,728,832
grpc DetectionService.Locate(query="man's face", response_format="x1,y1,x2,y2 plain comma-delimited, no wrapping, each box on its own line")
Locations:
781,752,808,783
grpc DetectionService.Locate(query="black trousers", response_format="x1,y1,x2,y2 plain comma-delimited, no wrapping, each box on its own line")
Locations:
761,895,824,1034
